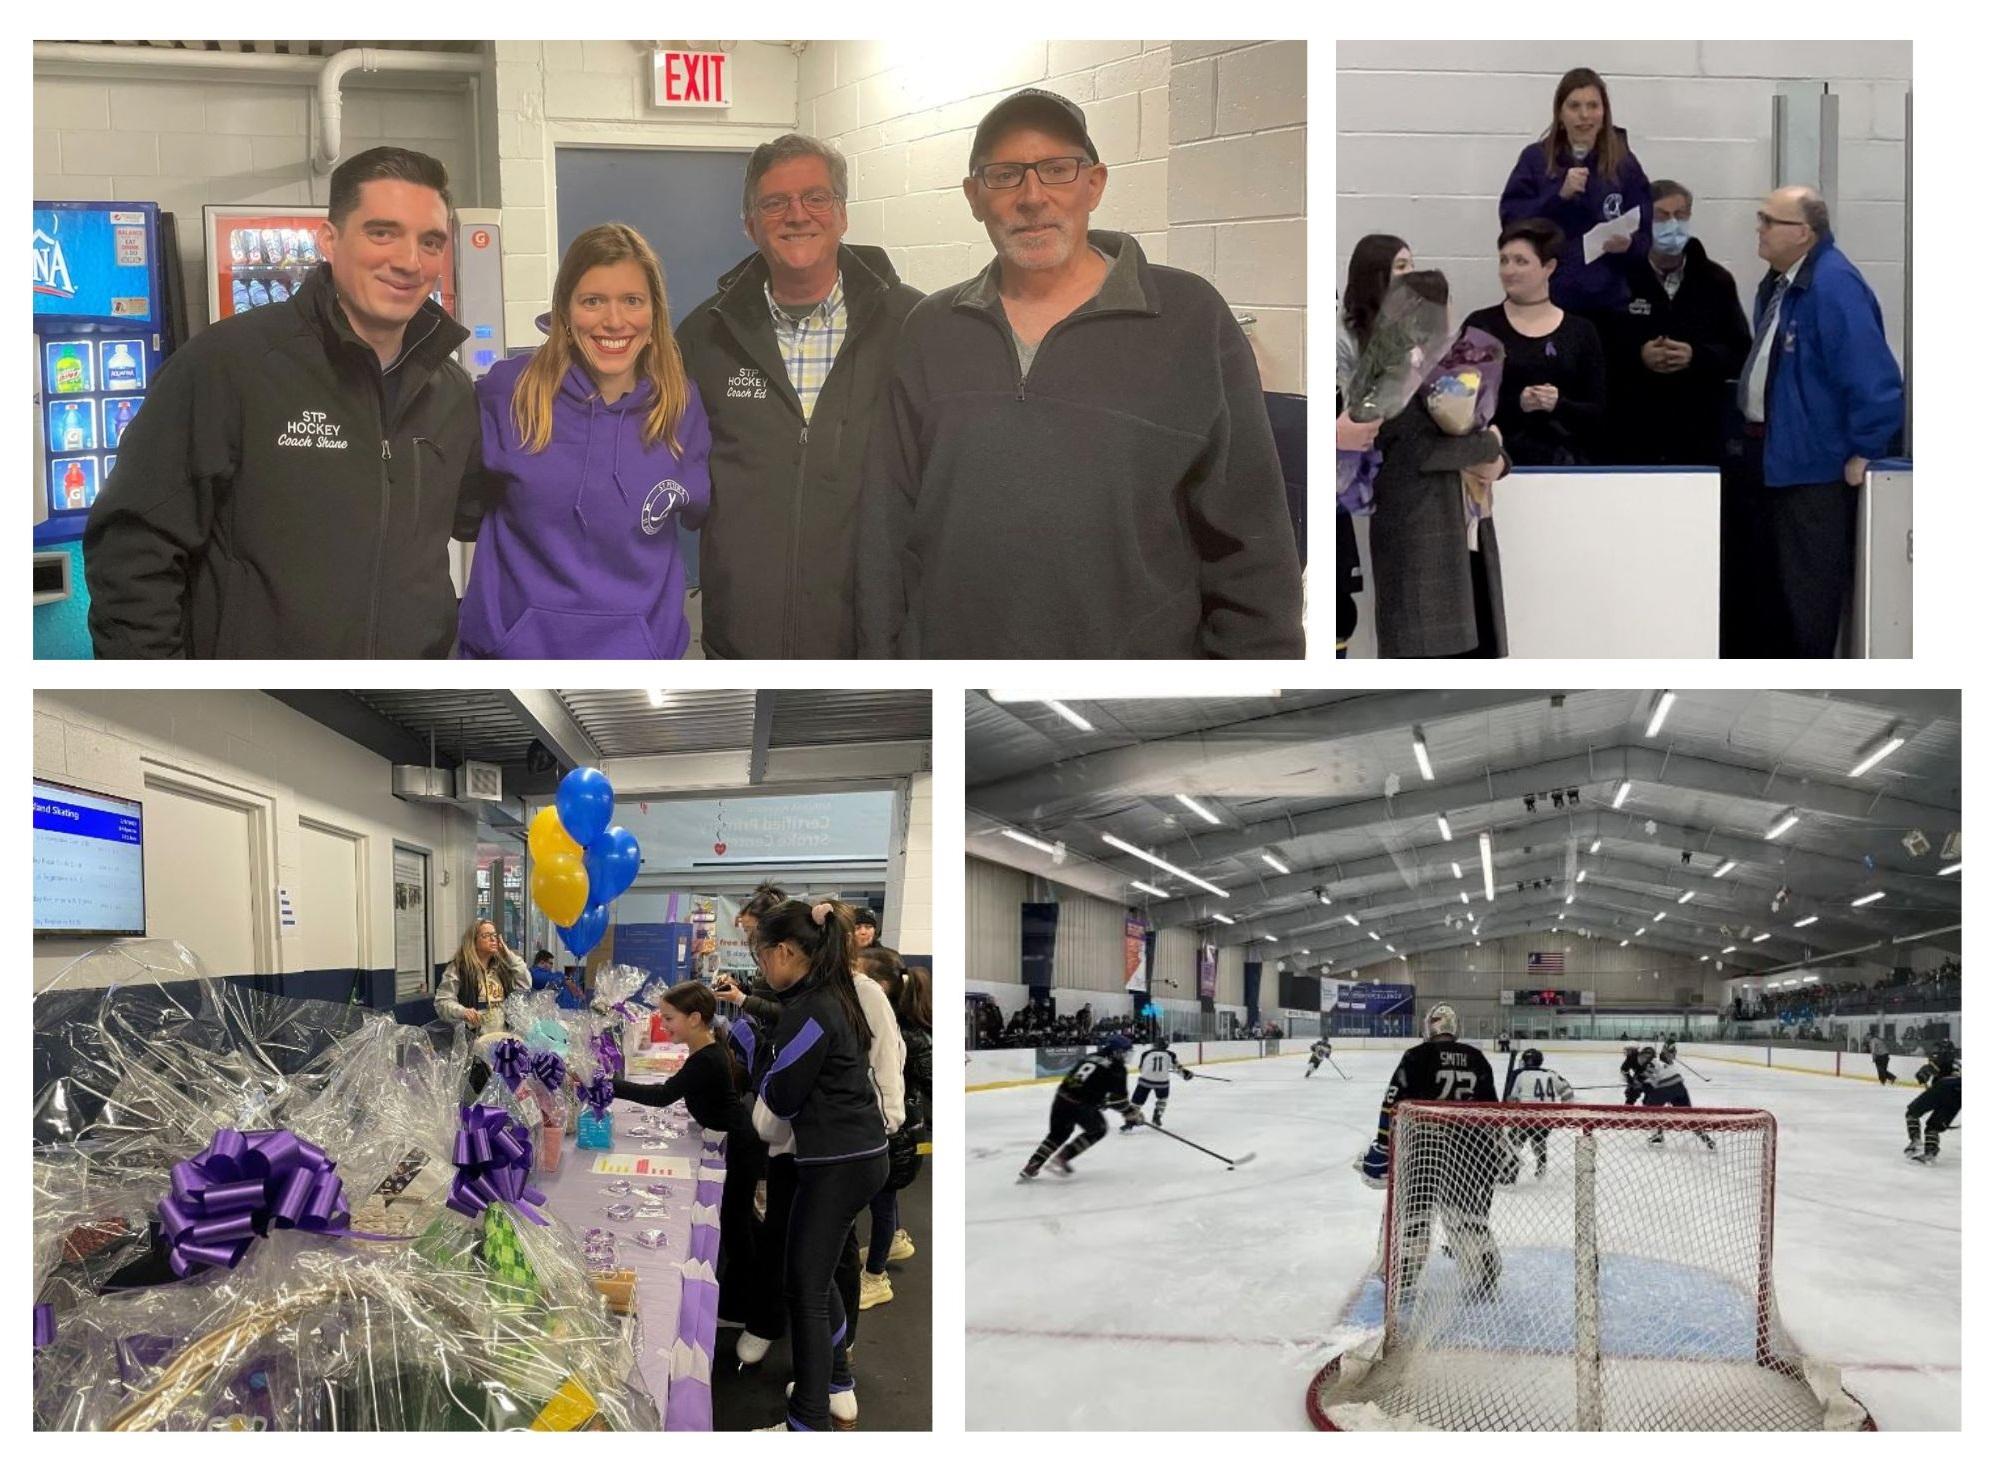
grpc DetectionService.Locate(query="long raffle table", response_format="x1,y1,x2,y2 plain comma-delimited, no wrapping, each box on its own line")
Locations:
538,1084,727,1430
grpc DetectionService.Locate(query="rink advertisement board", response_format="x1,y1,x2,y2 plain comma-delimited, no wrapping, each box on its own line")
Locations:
1331,982,1417,1037
1198,943,1217,1000
1035,1046,1087,1077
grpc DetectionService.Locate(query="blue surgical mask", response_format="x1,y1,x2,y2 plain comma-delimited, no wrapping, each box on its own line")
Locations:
1653,218,1690,254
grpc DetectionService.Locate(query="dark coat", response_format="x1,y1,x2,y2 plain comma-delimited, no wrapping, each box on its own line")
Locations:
1602,237,1751,466
1367,394,1510,658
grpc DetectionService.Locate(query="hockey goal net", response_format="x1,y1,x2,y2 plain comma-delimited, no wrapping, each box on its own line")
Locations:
1308,1101,1874,1431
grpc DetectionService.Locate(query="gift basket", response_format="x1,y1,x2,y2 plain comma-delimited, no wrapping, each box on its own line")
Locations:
32,940,657,1432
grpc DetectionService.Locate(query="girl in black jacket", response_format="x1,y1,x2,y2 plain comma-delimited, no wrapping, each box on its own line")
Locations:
856,948,931,1308
750,900,888,1431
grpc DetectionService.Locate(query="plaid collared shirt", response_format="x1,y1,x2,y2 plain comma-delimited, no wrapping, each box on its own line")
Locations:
764,272,847,422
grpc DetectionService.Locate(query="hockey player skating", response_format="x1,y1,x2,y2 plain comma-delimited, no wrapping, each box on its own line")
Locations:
1501,1047,1574,1179
1123,1038,1193,1131
1619,1045,1647,1104
1355,1003,1507,1301
1306,1038,1333,1078
1871,1034,1897,1085
1904,1040,1961,1164
1638,1039,1716,1149
1019,1035,1143,1180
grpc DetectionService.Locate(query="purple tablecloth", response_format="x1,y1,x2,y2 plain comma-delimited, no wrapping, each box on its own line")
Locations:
539,1091,728,1431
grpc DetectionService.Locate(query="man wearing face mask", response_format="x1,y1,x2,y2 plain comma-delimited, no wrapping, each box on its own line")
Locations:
855,89,1303,659
1603,180,1750,467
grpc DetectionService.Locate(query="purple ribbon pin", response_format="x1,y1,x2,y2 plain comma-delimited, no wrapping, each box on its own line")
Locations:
157,1128,352,1278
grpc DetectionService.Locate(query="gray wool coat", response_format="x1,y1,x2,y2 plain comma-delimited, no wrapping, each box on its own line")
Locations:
1367,397,1511,658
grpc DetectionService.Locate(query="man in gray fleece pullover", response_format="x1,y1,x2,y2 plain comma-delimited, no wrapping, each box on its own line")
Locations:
855,89,1304,660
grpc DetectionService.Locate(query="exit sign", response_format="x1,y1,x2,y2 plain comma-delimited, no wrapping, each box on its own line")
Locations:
652,49,731,108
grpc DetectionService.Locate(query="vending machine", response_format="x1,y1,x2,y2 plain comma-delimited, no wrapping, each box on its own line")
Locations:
201,205,504,380
33,199,181,659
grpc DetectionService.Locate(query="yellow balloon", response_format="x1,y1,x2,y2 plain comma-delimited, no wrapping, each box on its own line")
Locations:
532,852,588,926
529,805,583,865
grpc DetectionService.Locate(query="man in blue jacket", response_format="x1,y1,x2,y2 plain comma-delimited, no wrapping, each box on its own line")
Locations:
1723,186,1903,658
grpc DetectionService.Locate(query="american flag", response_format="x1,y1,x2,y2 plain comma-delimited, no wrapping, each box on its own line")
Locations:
1527,952,1565,975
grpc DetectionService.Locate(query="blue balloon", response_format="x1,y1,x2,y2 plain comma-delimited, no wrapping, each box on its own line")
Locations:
560,903,609,959
555,767,616,848
585,826,642,907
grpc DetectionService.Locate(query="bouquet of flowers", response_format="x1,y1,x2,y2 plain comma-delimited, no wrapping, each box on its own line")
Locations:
1420,326,1507,526
1337,281,1456,515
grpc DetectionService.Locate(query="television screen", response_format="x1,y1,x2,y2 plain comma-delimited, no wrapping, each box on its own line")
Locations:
34,779,146,936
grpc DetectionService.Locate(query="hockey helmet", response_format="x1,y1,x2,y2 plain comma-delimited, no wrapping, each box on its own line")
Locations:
1521,1048,1544,1070
1639,1045,1657,1061
1100,1034,1133,1056
1424,1003,1459,1038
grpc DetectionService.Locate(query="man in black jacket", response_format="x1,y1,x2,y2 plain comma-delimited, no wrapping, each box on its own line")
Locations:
855,89,1304,659
84,147,476,658
675,134,923,659
1602,179,1751,466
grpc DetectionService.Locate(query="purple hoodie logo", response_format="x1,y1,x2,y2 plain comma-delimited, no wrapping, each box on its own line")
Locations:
641,479,688,535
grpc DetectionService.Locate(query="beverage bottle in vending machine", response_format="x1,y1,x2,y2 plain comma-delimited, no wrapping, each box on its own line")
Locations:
63,462,86,508
105,342,139,391
110,400,135,444
261,229,284,268
244,229,263,265
53,345,85,394
269,279,290,303
297,230,318,264
232,280,252,314
247,279,271,309
284,229,303,264
229,229,248,266
60,403,85,452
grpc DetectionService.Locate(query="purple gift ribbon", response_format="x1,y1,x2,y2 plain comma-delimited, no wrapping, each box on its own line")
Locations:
529,1050,567,1093
591,1030,622,1075
490,1037,530,1090
579,1074,615,1122
447,1104,549,1225
157,1128,354,1278
33,1304,54,1350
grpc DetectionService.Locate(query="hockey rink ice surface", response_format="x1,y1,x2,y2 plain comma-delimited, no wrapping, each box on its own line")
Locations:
966,1048,1960,1430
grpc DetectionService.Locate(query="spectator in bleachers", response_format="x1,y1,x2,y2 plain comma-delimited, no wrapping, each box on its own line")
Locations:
1365,270,1513,658
1465,219,1607,466
1721,185,1905,659
1603,180,1751,467
1499,67,1653,336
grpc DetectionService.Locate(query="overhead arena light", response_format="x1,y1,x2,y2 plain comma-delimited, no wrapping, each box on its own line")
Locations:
1714,860,1738,878
1652,911,1667,923
1576,869,1589,884
1765,809,1800,841
1751,932,1771,943
1262,934,1279,943
1043,699,1094,730
1101,833,1230,898
1634,927,1647,937
1131,880,1168,898
1939,861,1962,876
1345,914,1360,927
1000,828,1059,855
1589,838,1602,854
1852,892,1886,907
1367,931,1381,942
1699,955,1710,962
1437,814,1453,841
1722,945,1737,955
1645,690,1676,738
1480,832,1495,900
1211,914,1236,925
1412,728,1435,781
1612,780,1633,809
1620,940,1630,948
1678,890,1696,903
1848,731,1906,778
1460,891,1470,905
1175,794,1224,826
1793,915,1819,928
1261,853,1291,874
1451,862,1463,879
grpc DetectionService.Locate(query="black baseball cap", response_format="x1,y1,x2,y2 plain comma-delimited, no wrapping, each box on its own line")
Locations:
969,88,1098,173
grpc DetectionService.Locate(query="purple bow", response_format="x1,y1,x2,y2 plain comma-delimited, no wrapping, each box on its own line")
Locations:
529,1050,567,1093
447,1105,549,1225
591,1030,622,1076
613,998,645,1022
33,1304,54,1350
157,1128,351,1278
579,1074,615,1122
490,1037,530,1090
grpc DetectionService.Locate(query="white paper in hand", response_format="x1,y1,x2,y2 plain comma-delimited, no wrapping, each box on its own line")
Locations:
1583,207,1642,264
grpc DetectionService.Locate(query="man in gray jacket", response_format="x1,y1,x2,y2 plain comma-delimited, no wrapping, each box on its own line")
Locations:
676,134,923,659
855,89,1304,659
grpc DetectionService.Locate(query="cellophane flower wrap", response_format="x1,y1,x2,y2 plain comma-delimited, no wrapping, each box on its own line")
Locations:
32,940,657,1431
1419,326,1507,527
1336,282,1456,515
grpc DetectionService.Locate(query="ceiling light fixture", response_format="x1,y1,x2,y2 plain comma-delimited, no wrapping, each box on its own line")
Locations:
1612,780,1632,809
1131,880,1168,898
1437,814,1453,841
1175,794,1224,826
1678,890,1696,903
1851,892,1886,908
1848,732,1906,778
1793,915,1819,928
1765,810,1800,841
1101,833,1230,897
1645,690,1676,738
1412,729,1434,781
1480,832,1495,901
1000,828,1058,855
1714,860,1738,878
1261,853,1291,875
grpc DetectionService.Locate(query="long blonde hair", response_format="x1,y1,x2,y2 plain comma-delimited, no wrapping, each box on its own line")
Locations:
447,919,501,1002
511,223,690,456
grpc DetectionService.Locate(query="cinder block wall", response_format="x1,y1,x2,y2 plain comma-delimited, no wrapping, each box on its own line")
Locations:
1337,40,1909,364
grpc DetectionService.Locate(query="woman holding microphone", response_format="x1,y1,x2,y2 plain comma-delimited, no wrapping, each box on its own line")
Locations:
1499,67,1653,336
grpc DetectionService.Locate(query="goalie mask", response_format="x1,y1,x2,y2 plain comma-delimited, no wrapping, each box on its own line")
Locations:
1425,1003,1459,1038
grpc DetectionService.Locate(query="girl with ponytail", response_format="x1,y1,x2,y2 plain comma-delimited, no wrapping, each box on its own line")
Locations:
745,899,899,1430
855,947,930,1309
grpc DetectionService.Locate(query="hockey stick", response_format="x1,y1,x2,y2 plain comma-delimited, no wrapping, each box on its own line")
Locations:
1139,1119,1256,1169
1184,1071,1235,1082
1677,1061,1713,1083
1325,1057,1350,1080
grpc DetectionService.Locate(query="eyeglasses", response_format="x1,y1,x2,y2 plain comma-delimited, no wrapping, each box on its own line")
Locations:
753,189,844,218
1755,212,1808,229
971,156,1094,190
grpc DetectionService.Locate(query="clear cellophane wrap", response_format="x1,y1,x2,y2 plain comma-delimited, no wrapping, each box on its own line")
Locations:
32,940,657,1431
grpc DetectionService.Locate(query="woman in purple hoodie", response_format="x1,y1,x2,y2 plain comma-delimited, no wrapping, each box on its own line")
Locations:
1499,67,1653,331
457,223,710,658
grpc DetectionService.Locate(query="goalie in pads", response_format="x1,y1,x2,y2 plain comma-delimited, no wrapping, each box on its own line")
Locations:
1355,1003,1508,1299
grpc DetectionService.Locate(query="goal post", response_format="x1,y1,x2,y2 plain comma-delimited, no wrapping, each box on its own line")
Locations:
1309,1101,1874,1431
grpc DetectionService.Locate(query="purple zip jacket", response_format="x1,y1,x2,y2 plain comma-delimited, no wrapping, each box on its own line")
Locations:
458,353,711,658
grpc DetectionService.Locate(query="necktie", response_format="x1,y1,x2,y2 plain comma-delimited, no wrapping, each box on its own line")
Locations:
1738,273,1789,417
